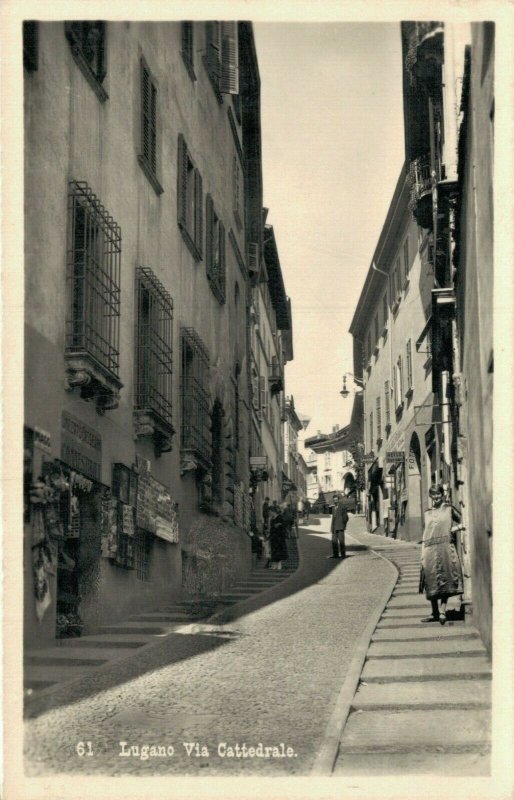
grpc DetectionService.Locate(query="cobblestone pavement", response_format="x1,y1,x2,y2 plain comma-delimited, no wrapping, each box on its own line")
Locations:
24,515,394,777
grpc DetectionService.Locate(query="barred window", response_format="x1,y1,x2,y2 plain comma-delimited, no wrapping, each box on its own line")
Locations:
384,380,391,426
64,22,107,101
177,135,203,260
376,396,382,440
135,530,152,581
181,22,195,80
138,57,162,194
206,195,226,303
181,328,211,464
406,339,413,392
66,180,121,379
134,267,174,434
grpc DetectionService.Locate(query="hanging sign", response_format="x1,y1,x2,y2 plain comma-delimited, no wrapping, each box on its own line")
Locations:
386,451,405,464
61,411,102,481
135,465,177,537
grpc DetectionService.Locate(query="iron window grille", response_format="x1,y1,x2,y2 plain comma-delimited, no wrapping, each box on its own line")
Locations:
181,328,211,465
177,134,203,261
206,195,226,304
64,22,107,102
135,530,152,581
134,266,174,435
138,56,163,195
66,180,121,380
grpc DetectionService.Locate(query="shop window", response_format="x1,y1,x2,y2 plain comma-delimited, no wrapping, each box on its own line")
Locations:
64,21,107,101
181,327,211,465
206,195,226,303
135,530,152,581
23,21,39,71
177,134,203,260
138,56,163,194
134,266,174,453
65,180,122,410
181,22,195,80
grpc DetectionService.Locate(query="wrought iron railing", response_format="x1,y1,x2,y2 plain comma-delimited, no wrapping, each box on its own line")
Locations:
181,328,211,462
408,154,438,211
134,266,174,432
66,180,121,378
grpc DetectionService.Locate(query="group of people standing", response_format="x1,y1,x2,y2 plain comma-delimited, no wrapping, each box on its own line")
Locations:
261,497,298,570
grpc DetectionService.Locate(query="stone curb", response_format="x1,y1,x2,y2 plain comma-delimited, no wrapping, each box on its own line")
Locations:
311,533,400,775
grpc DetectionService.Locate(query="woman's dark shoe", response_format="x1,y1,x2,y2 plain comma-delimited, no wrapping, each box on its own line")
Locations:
420,615,440,623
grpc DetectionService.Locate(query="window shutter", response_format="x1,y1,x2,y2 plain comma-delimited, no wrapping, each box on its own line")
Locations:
376,396,382,439
384,380,390,425
369,411,373,447
141,60,150,166
220,22,239,94
177,135,188,228
260,376,266,413
206,21,221,82
406,339,413,389
182,22,193,61
205,194,213,277
194,169,203,256
248,242,259,274
219,220,226,298
150,82,157,174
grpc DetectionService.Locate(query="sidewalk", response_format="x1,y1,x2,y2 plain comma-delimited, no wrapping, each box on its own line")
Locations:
332,525,491,776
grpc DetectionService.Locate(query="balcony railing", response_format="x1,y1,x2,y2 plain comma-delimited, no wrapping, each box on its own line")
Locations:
269,356,283,395
408,154,439,230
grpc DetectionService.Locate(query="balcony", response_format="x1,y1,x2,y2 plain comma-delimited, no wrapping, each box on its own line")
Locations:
269,356,283,395
408,155,438,230
405,22,444,90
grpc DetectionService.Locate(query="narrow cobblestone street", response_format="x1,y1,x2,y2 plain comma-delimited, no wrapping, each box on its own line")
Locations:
24,515,395,776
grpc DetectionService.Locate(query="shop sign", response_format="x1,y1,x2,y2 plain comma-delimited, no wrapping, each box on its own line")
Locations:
401,488,408,502
362,452,375,464
386,451,405,464
61,412,102,481
135,465,178,539
250,456,268,468
34,427,52,454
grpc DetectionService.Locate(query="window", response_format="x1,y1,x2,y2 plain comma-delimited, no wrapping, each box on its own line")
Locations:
369,411,374,449
394,356,404,409
374,314,379,349
403,238,410,284
66,180,121,380
138,57,162,194
325,452,331,469
205,22,239,99
206,195,226,303
384,380,391,427
391,267,399,308
181,328,211,464
366,332,372,363
259,376,267,418
181,22,195,80
134,266,174,436
376,396,382,441
382,293,388,329
233,154,244,228
65,22,107,101
135,530,152,581
406,339,413,393
177,134,203,260
23,21,39,71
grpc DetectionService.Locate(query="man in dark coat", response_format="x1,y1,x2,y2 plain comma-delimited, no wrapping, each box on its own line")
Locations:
330,494,349,559
269,506,288,569
262,496,270,535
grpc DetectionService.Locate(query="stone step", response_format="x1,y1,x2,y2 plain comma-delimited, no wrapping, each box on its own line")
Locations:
334,750,490,776
24,652,108,667
129,613,198,623
340,708,491,752
372,627,477,642
24,663,97,685
354,678,491,710
97,623,178,635
368,638,484,658
62,634,152,647
362,654,492,682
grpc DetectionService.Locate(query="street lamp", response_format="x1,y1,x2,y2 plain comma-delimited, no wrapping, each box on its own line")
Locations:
340,373,364,399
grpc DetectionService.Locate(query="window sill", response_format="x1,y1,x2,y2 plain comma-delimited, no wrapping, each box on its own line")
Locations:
181,52,196,82
68,43,109,102
178,222,202,262
64,352,122,413
203,55,223,104
133,409,175,457
137,156,164,195
385,423,392,435
405,387,414,399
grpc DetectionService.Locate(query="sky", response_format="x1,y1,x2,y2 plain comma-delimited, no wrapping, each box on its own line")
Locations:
254,23,405,438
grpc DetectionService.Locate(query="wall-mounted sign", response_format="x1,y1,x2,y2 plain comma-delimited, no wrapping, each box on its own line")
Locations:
135,464,177,538
386,451,405,464
34,427,52,454
250,456,268,468
61,411,102,481
362,452,375,464
121,504,135,536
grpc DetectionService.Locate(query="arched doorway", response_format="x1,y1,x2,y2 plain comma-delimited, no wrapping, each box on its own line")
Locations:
407,432,423,542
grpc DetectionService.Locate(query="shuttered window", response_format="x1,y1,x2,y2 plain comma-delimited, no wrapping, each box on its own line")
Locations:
376,396,382,440
369,412,374,450
138,57,162,194
205,21,239,98
394,356,404,409
384,380,391,426
64,21,107,101
406,339,413,391
181,328,211,464
383,293,388,328
403,238,410,283
177,134,203,261
233,154,243,228
181,22,195,79
206,195,226,304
